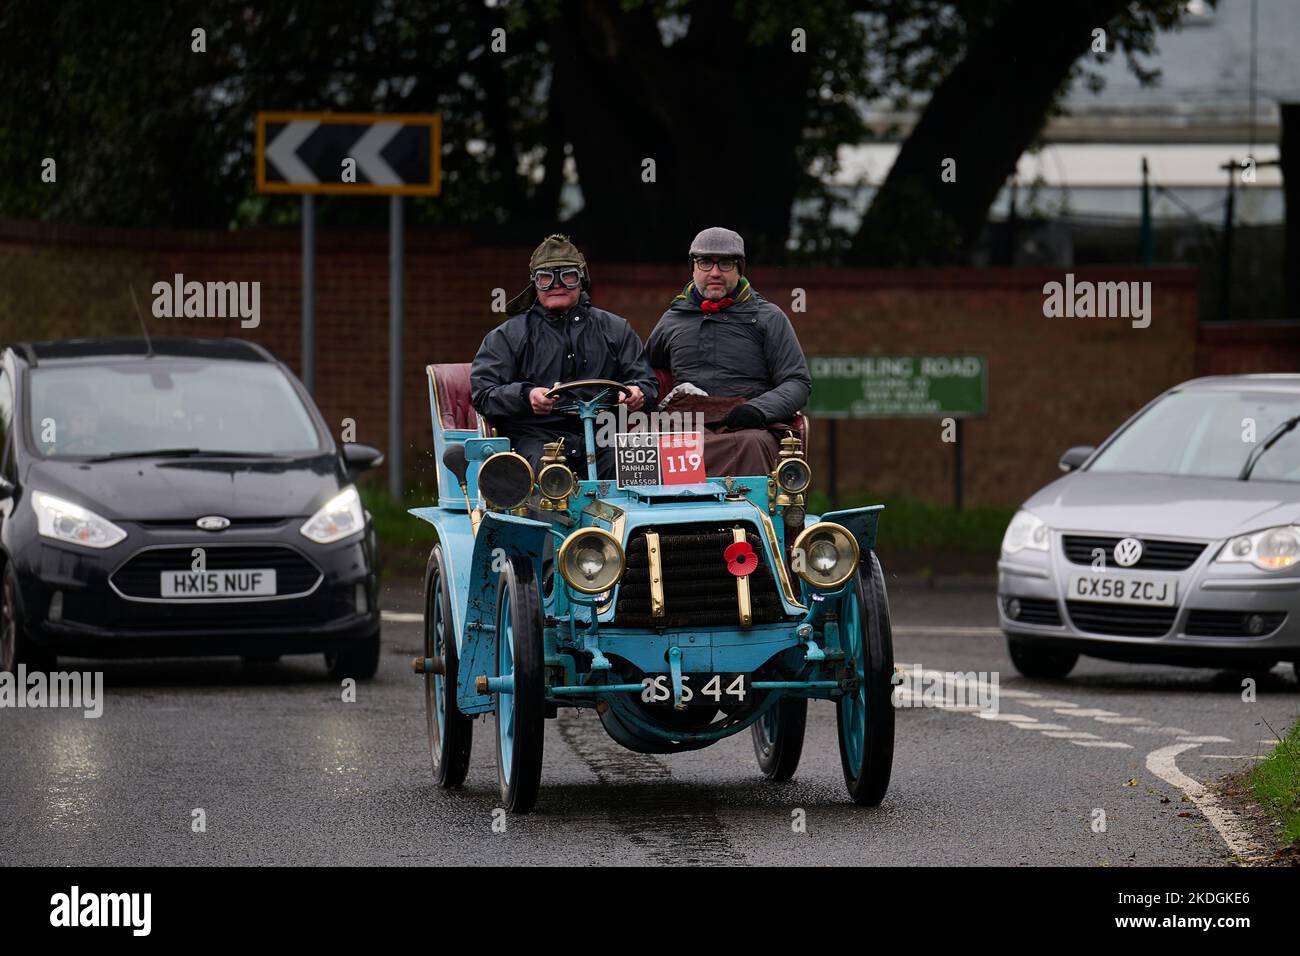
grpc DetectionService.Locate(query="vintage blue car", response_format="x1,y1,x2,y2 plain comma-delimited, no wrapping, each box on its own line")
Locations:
410,364,895,813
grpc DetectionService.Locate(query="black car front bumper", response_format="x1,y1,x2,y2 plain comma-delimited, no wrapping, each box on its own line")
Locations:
11,521,379,658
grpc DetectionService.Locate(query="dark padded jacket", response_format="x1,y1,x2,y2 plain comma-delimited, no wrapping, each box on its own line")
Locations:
470,293,658,441
646,283,811,424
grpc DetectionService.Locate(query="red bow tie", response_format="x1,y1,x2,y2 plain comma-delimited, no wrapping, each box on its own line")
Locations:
700,297,734,313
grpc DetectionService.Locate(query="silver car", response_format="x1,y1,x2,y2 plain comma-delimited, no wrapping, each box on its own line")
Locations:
999,374,1300,680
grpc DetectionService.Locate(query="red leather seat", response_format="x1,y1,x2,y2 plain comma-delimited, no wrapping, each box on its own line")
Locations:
652,367,809,449
430,363,479,431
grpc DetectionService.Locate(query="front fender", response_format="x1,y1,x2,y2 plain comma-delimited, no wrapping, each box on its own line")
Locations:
409,506,473,654
818,505,884,560
457,511,549,715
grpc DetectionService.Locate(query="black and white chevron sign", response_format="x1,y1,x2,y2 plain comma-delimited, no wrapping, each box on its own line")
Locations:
256,112,440,195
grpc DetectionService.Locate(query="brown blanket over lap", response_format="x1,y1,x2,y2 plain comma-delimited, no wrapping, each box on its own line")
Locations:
656,395,794,477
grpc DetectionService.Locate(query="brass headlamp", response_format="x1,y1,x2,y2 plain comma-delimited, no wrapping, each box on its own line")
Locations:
537,438,576,510
770,433,810,526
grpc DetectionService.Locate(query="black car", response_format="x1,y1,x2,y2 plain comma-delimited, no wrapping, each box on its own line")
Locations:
0,337,383,677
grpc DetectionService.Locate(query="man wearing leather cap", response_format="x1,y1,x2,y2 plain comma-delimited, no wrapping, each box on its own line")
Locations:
647,226,811,475
471,234,657,478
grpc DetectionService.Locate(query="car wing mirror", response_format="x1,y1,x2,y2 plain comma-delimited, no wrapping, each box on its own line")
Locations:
342,443,385,474
1058,445,1095,473
0,476,13,498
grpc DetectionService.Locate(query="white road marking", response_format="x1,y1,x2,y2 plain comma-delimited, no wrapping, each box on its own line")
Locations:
1041,731,1101,740
1014,722,1072,731
1052,707,1120,717
1145,743,1266,863
1177,735,1234,743
1094,716,1154,725
382,611,423,623
1019,699,1078,708
1072,740,1133,749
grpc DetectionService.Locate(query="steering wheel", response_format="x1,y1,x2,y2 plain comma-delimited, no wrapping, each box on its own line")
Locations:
544,378,634,416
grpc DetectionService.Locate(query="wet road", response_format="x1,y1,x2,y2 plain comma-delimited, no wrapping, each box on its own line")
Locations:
1,580,1296,866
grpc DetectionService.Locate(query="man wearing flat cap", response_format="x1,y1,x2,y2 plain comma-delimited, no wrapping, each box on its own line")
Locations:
647,226,811,475
471,234,657,478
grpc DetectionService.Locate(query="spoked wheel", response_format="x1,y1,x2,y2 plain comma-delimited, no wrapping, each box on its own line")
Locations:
836,551,895,806
751,696,808,781
2,567,55,674
494,555,545,814
425,544,472,788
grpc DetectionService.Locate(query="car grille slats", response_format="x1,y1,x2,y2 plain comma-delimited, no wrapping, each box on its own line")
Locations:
1184,610,1286,638
111,545,321,599
1007,597,1063,626
613,524,787,628
65,591,352,631
1062,535,1205,571
1065,601,1176,637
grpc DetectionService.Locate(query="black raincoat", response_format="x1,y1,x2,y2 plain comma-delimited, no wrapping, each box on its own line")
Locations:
646,283,810,424
470,294,658,477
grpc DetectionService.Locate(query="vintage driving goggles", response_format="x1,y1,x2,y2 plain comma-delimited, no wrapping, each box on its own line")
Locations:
533,267,583,290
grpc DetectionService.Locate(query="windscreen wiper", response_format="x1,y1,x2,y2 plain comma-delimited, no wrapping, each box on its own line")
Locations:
1239,414,1300,479
86,448,270,462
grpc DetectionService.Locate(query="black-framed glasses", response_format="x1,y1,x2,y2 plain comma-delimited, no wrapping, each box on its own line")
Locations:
693,256,738,273
534,267,582,290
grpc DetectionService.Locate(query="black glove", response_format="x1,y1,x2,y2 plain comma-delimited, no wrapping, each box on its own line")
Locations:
722,403,765,431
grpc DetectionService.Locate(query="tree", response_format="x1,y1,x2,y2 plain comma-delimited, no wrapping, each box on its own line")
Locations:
848,0,1208,265
0,0,1207,265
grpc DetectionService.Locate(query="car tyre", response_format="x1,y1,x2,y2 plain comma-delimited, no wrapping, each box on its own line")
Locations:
1007,635,1078,680
752,696,807,782
324,627,380,681
425,544,472,787
494,555,545,814
836,551,895,806
2,566,56,674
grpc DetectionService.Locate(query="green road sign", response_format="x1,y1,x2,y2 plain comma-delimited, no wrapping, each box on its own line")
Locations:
808,355,987,418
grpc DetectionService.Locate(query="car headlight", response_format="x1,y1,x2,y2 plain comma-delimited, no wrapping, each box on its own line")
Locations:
1002,510,1049,554
557,527,625,595
1216,525,1300,571
775,457,811,494
31,492,127,549
478,451,535,510
792,522,859,589
300,486,365,544
538,462,576,501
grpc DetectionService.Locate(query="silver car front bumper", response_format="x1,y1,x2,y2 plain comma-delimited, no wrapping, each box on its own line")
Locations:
997,530,1300,664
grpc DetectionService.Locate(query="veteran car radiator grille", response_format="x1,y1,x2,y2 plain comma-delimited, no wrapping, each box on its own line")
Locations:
614,524,786,628
1062,535,1205,571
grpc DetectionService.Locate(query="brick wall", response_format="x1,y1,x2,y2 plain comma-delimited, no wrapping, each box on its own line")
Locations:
0,219,1236,506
